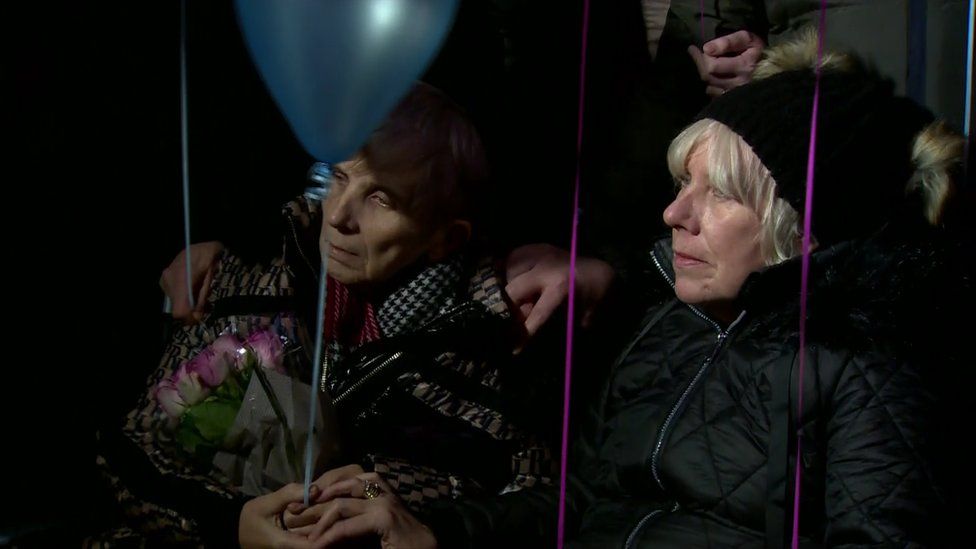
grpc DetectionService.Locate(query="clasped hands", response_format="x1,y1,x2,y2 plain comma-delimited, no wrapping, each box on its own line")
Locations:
239,464,437,549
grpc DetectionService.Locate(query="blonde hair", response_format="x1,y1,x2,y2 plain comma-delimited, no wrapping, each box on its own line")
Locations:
666,118,962,265
753,29,961,225
664,33,963,266
752,28,858,81
908,120,963,224
667,119,802,266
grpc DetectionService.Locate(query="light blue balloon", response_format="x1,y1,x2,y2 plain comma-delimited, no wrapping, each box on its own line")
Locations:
235,0,460,162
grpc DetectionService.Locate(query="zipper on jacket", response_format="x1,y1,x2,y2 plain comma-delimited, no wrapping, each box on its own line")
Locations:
649,329,730,488
332,351,405,405
326,302,483,402
624,502,681,549
320,353,330,394
419,301,481,333
645,249,746,487
650,251,723,333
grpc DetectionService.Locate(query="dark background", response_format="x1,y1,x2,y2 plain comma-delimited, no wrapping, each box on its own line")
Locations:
5,0,591,541
5,0,973,544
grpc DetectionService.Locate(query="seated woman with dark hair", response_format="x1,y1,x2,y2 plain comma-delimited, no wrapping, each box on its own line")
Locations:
94,83,560,548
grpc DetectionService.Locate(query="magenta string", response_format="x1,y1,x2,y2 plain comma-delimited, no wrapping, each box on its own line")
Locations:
700,0,706,46
792,3,827,548
556,0,590,547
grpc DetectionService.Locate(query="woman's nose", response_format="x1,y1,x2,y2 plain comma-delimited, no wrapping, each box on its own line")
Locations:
663,187,699,233
327,189,359,233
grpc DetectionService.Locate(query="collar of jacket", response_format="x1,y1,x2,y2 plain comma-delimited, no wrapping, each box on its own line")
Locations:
649,217,969,356
280,195,516,355
649,234,857,314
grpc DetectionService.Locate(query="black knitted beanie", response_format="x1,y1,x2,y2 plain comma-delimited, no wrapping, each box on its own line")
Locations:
696,64,934,246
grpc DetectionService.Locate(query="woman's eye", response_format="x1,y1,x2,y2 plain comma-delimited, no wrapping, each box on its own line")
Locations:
710,187,733,201
370,193,391,208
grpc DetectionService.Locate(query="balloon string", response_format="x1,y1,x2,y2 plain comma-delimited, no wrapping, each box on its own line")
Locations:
792,3,826,547
180,0,194,311
557,0,590,547
304,246,330,505
304,163,333,506
964,0,974,176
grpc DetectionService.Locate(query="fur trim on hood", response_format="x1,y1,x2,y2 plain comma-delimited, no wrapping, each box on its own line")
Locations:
736,217,972,362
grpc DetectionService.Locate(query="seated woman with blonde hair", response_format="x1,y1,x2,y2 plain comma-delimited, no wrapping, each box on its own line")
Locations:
555,34,970,547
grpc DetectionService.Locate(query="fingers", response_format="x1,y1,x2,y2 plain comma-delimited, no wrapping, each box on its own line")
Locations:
275,533,315,549
194,265,215,312
307,498,370,541
313,464,365,493
524,283,567,338
705,54,752,77
505,270,544,306
288,524,317,537
317,478,364,503
362,472,394,493
284,503,328,529
726,74,752,88
162,254,194,320
184,266,214,324
240,492,316,549
316,472,386,503
687,45,709,81
577,259,614,328
689,46,759,81
161,241,223,322
501,243,579,344
690,35,763,98
265,483,318,512
705,73,753,96
171,296,193,321
704,30,759,56
504,244,549,280
309,514,378,548
304,477,409,549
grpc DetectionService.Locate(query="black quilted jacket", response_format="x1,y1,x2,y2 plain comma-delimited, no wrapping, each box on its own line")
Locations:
560,224,971,548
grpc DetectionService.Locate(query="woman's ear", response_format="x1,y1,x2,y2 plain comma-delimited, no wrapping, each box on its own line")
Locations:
428,220,472,261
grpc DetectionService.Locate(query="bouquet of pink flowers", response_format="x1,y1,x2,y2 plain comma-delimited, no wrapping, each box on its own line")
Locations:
153,326,339,495
154,329,294,466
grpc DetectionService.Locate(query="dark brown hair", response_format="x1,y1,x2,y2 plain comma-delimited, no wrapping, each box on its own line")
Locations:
361,82,489,226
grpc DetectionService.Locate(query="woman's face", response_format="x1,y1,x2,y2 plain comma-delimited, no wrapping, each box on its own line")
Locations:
663,144,765,319
319,157,454,287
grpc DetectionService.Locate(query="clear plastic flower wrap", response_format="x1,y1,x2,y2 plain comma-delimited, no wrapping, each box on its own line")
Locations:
154,324,340,496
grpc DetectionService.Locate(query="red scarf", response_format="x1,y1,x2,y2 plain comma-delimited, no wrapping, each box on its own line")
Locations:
323,276,381,348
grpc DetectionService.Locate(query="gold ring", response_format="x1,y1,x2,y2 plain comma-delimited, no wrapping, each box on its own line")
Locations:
362,479,382,500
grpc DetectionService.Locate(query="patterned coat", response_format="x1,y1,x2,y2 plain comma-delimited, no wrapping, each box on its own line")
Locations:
91,196,558,547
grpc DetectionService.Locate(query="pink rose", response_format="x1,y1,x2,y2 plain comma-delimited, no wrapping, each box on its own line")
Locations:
173,364,210,405
210,333,246,372
185,346,231,387
245,330,285,372
155,379,188,418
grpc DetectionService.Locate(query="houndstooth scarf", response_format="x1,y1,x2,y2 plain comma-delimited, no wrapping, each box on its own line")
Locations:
323,255,464,390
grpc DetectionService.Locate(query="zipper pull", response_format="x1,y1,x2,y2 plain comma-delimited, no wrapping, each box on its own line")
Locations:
320,355,330,394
